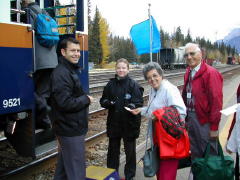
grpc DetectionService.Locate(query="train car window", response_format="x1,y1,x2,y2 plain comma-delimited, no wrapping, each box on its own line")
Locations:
46,0,77,35
10,0,26,23
58,0,76,5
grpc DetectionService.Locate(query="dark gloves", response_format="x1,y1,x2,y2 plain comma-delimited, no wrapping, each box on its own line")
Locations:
101,99,115,107
127,103,136,109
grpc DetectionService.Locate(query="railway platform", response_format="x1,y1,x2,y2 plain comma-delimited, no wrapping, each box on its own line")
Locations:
119,67,240,180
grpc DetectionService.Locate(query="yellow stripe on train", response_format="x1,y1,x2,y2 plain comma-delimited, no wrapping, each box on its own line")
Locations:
0,23,33,48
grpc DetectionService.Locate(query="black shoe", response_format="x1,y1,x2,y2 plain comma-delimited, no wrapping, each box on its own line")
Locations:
36,117,51,129
126,177,134,180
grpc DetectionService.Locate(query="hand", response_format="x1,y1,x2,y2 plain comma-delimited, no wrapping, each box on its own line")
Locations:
130,108,141,115
151,114,157,122
209,130,219,140
127,103,136,109
226,147,233,154
87,95,94,104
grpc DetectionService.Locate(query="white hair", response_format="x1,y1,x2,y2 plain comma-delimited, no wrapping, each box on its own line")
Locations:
184,43,201,52
22,0,35,4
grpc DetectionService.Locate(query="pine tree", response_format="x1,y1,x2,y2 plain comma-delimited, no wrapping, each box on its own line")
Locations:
172,26,184,47
160,27,170,48
88,7,102,65
184,29,192,44
87,0,92,29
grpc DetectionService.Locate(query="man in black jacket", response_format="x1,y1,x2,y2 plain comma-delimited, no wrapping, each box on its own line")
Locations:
50,37,93,180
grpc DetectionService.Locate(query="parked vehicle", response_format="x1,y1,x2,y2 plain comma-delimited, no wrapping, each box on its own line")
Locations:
159,47,186,69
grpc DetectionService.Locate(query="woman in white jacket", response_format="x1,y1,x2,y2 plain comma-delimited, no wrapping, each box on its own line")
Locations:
227,84,240,179
131,62,186,180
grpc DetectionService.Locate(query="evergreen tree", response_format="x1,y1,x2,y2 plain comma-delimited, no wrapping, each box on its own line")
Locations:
108,36,137,62
88,7,102,65
160,27,170,48
87,0,92,29
184,29,192,44
226,45,232,55
172,26,184,47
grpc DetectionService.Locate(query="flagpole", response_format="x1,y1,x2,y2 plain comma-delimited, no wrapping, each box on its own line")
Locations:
148,3,152,62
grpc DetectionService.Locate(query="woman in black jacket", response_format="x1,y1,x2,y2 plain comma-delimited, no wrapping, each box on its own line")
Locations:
100,58,144,180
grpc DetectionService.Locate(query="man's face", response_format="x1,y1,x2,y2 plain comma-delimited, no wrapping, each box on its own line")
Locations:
184,46,202,69
61,42,81,64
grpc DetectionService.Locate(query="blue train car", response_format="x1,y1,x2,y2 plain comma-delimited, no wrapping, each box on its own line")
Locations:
0,0,88,158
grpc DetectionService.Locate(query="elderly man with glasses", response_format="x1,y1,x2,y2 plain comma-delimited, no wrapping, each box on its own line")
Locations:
182,43,223,179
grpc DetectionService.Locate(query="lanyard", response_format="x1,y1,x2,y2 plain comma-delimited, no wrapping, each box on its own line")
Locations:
146,89,157,114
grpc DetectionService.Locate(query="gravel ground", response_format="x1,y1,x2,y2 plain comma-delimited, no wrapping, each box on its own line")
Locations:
24,118,149,180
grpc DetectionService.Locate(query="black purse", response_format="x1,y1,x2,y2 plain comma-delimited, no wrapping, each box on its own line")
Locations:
178,156,191,169
142,120,160,177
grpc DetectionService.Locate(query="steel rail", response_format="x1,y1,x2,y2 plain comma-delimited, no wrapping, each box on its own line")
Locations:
0,65,239,179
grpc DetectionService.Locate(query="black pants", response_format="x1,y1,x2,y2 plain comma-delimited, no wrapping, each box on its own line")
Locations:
235,153,239,180
34,69,53,127
107,137,136,179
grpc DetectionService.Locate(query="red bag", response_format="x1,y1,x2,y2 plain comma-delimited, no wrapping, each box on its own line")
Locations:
153,108,190,159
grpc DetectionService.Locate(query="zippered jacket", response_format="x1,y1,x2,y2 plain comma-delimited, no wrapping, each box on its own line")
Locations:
182,62,223,130
50,57,90,136
100,75,144,138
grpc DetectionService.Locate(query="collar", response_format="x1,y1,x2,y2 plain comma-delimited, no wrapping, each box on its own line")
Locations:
114,74,129,82
59,56,80,70
191,62,201,72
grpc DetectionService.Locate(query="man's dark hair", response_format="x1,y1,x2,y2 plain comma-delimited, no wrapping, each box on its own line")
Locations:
60,37,80,50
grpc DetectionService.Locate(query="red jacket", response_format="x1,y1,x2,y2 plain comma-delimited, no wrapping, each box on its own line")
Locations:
182,61,223,130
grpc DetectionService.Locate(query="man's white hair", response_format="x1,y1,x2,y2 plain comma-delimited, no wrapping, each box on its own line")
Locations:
184,43,201,52
22,0,35,4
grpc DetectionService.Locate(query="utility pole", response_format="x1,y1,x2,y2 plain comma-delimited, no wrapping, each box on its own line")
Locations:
148,3,152,62
215,31,218,42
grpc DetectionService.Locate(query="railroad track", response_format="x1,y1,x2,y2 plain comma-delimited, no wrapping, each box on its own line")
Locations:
0,65,239,179
89,65,239,97
0,96,155,179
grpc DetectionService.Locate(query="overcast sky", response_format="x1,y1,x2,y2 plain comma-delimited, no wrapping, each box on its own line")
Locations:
90,0,240,43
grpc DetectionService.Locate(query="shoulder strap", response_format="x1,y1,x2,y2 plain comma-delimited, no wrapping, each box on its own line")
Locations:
145,120,154,151
26,6,40,25
29,5,41,15
28,5,49,18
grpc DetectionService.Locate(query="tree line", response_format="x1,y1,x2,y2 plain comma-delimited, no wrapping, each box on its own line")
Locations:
88,1,238,66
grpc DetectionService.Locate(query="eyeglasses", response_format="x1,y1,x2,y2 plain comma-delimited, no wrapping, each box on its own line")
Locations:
65,49,81,53
184,52,197,58
146,73,161,81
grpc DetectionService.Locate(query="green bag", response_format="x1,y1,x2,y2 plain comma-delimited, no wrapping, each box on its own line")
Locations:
192,141,234,180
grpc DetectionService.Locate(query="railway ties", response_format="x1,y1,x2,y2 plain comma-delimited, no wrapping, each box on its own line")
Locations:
0,65,240,179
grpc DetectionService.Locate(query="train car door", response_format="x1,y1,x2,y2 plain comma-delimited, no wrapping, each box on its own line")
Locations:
0,0,36,157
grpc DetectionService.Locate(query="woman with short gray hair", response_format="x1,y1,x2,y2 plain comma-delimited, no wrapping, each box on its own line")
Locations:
131,62,186,180
142,62,164,80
